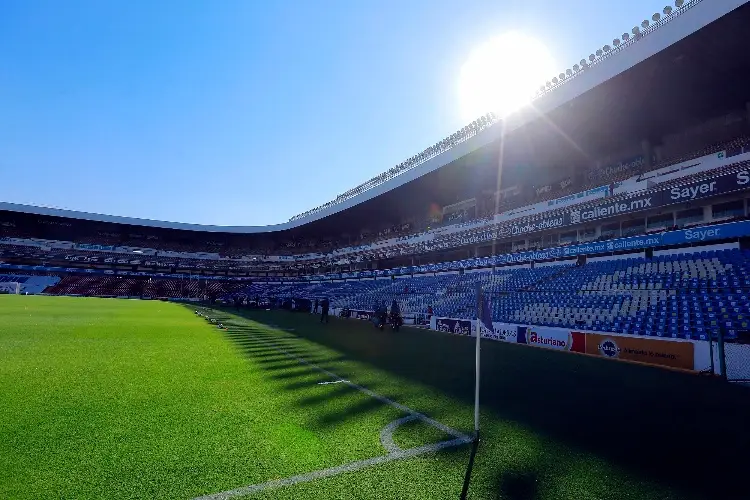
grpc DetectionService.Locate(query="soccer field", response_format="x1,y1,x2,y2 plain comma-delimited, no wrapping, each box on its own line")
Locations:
1,296,748,499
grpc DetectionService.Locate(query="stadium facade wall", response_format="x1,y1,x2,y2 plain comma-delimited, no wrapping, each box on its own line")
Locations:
3,150,747,268
1,1,746,235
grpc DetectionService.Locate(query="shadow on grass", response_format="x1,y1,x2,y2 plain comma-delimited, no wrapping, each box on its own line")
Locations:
496,470,539,500
200,307,750,500
318,398,386,427
194,308,396,440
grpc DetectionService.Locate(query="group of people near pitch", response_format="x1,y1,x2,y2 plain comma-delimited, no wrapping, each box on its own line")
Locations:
372,300,402,331
312,298,402,330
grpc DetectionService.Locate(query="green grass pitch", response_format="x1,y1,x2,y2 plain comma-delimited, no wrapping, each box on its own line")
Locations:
1,295,748,499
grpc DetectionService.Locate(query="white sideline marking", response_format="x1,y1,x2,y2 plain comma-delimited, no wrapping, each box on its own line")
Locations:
191,317,471,499
317,379,347,385
193,437,469,500
236,323,469,442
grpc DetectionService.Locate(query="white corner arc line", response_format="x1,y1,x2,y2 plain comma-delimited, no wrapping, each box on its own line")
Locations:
379,415,419,454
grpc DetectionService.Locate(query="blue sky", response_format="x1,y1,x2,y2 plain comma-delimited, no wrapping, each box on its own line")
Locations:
0,0,663,226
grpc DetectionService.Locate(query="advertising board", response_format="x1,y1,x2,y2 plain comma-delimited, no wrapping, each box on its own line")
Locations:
434,317,473,336
516,326,586,352
482,322,519,342
585,333,695,370
431,318,700,371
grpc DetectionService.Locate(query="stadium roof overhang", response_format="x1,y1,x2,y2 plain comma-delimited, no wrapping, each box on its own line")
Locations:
1,0,748,236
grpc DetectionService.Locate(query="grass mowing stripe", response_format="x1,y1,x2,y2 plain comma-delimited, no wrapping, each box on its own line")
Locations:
0,297,414,499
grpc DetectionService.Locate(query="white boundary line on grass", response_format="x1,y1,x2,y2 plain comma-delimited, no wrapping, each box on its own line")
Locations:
236,321,469,441
193,437,469,500
192,317,471,499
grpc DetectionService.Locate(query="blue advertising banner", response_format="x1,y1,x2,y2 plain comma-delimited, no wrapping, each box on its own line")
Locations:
494,219,750,264
559,220,750,258
662,220,750,245
560,234,664,258
76,243,116,251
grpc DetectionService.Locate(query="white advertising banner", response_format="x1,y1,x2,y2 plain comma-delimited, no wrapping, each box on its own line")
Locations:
612,150,750,195
495,185,610,223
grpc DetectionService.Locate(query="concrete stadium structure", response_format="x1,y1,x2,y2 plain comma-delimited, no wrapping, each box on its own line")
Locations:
2,0,748,237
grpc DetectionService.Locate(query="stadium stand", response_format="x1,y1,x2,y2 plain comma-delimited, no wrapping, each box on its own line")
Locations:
0,274,59,294
226,246,750,341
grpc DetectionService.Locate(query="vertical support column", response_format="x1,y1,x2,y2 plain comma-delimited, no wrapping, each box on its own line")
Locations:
718,325,727,380
641,139,652,170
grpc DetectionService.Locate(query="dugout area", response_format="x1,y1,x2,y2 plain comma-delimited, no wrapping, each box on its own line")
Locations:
1,295,748,500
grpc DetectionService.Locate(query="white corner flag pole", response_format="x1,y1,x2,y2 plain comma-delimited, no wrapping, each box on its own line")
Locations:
474,288,482,434
462,286,483,500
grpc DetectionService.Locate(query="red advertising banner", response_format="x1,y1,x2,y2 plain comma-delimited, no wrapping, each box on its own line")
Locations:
517,326,586,353
585,333,695,370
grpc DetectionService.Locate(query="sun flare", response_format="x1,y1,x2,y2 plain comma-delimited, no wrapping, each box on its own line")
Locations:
458,31,556,121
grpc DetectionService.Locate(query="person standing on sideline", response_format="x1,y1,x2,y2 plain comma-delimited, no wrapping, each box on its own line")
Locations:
314,298,319,314
320,297,330,324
